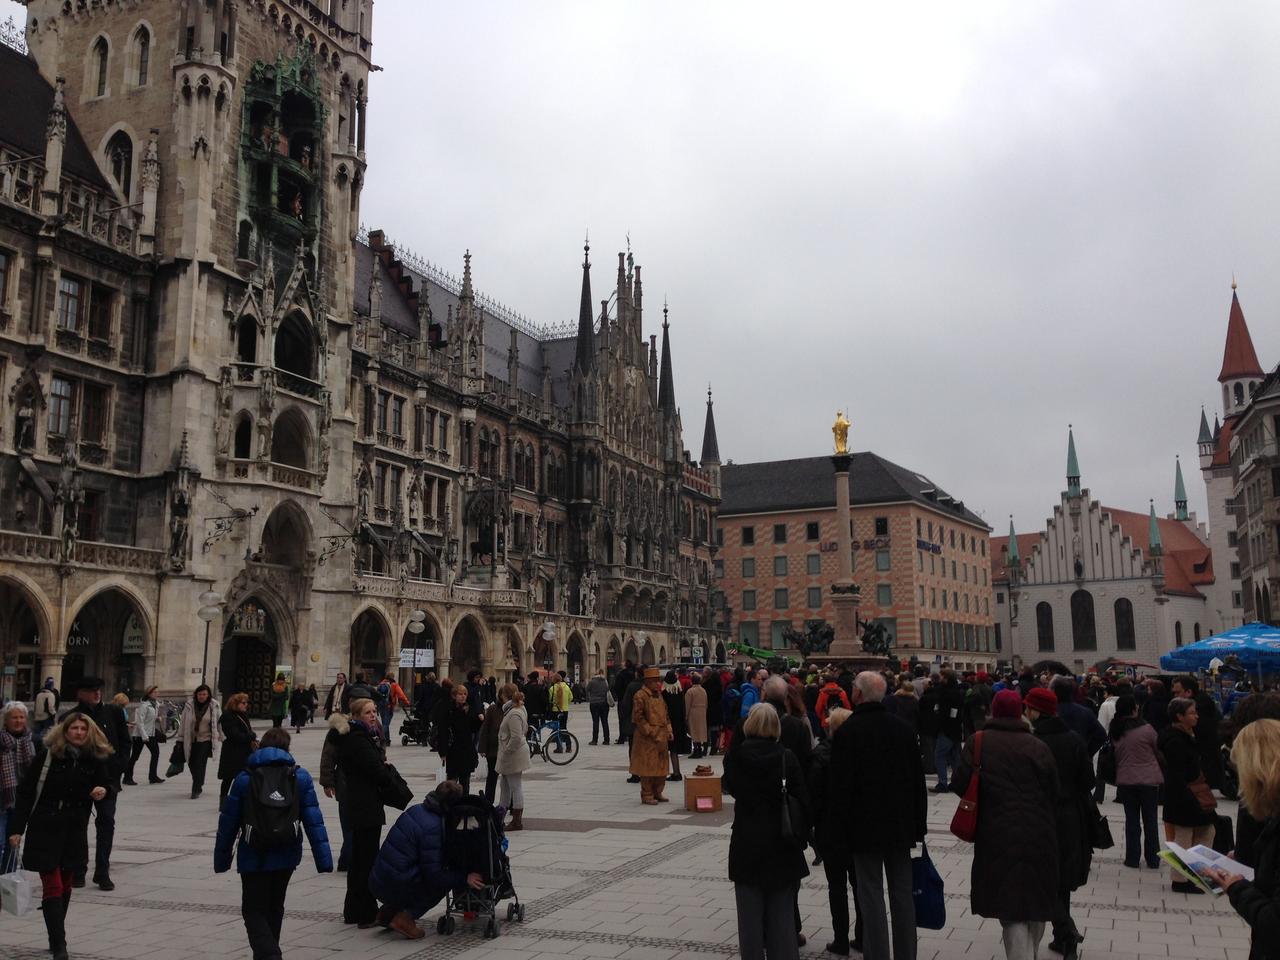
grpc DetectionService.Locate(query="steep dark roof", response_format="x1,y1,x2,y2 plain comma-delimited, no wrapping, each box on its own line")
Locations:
1220,289,1264,382
0,44,110,190
721,453,989,528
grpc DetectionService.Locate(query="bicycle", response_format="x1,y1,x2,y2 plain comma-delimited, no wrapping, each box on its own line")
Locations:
156,699,183,740
525,716,579,765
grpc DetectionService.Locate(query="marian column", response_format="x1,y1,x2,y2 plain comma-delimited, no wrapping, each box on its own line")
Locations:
828,411,862,658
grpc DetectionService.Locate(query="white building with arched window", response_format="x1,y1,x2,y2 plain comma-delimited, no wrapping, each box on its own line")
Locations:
991,428,1216,673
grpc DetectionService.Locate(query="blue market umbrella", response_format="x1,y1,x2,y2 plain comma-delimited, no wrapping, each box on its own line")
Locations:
1160,622,1280,673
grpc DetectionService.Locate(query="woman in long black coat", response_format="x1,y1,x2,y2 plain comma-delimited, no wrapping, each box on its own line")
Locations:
1027,691,1095,960
336,698,394,926
217,692,257,808
723,702,809,960
7,713,111,960
954,691,1059,959
432,683,479,792
703,669,724,755
663,672,688,781
1158,698,1217,893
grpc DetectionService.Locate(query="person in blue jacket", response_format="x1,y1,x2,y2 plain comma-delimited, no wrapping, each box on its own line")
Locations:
367,780,484,939
214,728,332,960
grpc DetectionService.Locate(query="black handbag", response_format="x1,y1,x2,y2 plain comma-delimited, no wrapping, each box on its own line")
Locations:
1097,741,1116,785
165,741,186,778
911,843,946,930
778,750,808,848
1087,795,1114,850
378,763,413,810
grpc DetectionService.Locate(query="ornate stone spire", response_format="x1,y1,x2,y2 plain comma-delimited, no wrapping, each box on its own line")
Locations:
460,249,474,303
45,76,66,143
701,385,720,466
573,240,595,374
1007,517,1019,566
657,299,675,416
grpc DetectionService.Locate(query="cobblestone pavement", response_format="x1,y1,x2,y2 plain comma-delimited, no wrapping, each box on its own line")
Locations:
0,705,1250,959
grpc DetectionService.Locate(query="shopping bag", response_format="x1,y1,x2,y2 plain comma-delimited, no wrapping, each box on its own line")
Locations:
0,867,39,917
166,740,186,778
911,843,946,930
949,732,983,842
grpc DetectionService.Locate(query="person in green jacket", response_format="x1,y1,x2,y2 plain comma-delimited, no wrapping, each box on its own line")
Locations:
268,674,289,729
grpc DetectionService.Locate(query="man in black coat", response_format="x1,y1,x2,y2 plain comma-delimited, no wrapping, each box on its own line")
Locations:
830,672,927,960
925,669,965,792
68,676,129,890
1051,677,1107,757
612,661,636,744
323,672,348,718
1172,675,1223,789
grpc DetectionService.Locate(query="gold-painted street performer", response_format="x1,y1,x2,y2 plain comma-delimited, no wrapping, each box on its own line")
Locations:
630,668,672,804
833,410,851,454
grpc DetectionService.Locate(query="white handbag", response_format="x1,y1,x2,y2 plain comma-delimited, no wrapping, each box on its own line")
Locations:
1,753,51,917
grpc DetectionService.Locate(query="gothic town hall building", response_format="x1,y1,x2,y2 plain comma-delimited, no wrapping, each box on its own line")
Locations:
0,2,721,711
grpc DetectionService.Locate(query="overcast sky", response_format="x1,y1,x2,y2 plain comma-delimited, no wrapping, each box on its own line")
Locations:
6,1,1278,537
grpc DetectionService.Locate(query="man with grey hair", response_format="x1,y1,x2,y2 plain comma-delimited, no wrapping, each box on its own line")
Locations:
828,671,926,960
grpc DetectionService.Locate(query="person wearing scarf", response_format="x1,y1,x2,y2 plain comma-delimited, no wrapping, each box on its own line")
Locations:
0,701,36,873
179,685,222,800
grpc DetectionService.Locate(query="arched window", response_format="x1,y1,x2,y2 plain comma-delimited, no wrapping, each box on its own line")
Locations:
1114,598,1135,650
237,221,253,260
513,444,524,487
273,313,313,379
270,408,311,469
525,444,535,489
106,131,132,199
1036,601,1054,652
1174,621,1183,647
1194,623,1202,642
1070,589,1096,650
236,316,257,363
1235,383,1245,406
133,27,150,86
233,415,252,459
93,37,109,97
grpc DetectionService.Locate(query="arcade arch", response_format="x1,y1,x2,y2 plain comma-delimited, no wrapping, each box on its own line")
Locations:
449,616,485,682
350,607,390,681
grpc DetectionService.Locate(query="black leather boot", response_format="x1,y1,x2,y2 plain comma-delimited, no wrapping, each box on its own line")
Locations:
43,896,68,960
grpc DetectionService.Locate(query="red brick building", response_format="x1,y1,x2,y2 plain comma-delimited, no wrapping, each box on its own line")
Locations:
715,454,997,670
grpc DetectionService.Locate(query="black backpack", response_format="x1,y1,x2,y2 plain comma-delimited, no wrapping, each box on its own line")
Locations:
242,764,302,851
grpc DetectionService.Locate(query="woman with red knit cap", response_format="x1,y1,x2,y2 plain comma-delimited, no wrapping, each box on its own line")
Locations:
953,689,1060,960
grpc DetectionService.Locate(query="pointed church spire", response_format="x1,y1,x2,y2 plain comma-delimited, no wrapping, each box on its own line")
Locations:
1007,517,1020,566
574,240,595,374
701,385,721,466
1219,282,1264,382
1174,457,1189,520
460,249,474,303
1148,500,1163,555
657,300,676,415
1197,406,1212,445
1066,425,1081,497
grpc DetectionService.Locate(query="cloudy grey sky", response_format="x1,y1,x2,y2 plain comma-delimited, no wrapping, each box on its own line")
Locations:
5,0,1277,536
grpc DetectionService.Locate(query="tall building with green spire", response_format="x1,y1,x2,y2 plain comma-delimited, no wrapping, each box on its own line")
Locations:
1174,458,1189,522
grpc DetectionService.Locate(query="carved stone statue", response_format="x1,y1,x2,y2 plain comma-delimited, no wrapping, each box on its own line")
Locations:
583,568,598,619
833,410,851,455
214,366,234,457
169,495,190,571
535,507,545,554
57,448,82,564
559,575,570,616
256,414,272,460
15,399,34,451
355,459,372,520
259,367,276,415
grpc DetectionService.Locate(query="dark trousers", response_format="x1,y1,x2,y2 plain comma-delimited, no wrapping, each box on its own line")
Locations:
189,740,213,793
734,881,800,960
241,868,293,960
617,703,629,743
127,737,160,782
821,851,864,949
852,848,917,960
1050,887,1077,946
484,761,499,803
272,716,284,728
336,796,352,869
590,702,612,743
378,706,393,745
1118,784,1161,867
934,734,959,788
343,825,381,924
90,777,120,879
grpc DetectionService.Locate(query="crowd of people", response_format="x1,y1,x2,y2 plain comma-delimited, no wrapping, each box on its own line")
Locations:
2,662,1279,960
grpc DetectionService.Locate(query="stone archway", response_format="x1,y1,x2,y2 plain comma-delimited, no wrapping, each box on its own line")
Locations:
64,584,153,697
506,628,524,679
350,607,391,683
219,596,282,716
640,638,655,666
449,616,485,682
566,631,587,684
0,575,54,702
624,637,638,664
715,641,726,663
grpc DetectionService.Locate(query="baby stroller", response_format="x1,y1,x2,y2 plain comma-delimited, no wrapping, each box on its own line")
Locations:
435,794,524,939
399,707,430,746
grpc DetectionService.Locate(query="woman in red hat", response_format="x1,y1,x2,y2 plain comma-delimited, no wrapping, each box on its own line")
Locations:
1025,686,1094,960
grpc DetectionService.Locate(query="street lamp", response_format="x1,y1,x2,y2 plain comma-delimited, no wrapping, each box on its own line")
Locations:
541,620,557,668
196,590,223,686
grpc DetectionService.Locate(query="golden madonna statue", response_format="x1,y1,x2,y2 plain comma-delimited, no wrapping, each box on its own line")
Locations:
833,410,851,454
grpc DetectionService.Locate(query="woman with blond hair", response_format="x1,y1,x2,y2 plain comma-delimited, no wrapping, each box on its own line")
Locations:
495,685,531,829
335,697,395,926
1203,718,1280,960
0,701,36,873
7,713,112,960
217,692,257,808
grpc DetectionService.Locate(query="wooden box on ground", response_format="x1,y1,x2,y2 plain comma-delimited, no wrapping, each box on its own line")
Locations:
684,774,722,812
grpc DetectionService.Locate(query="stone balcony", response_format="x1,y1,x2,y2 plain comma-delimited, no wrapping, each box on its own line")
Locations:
0,531,165,572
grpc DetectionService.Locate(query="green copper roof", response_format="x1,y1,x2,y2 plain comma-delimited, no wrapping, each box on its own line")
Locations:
1066,426,1081,496
1148,500,1163,555
1197,407,1213,445
1007,518,1020,565
1174,457,1188,520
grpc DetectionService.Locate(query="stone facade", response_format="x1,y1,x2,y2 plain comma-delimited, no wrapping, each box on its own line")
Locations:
0,2,721,710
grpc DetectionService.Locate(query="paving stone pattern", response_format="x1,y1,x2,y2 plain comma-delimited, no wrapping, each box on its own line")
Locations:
0,705,1252,959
